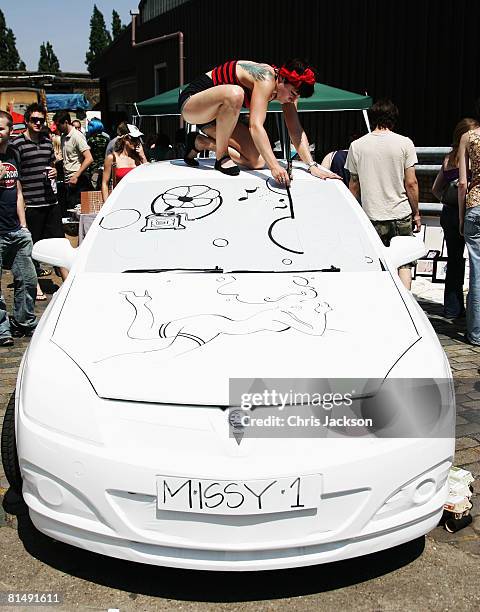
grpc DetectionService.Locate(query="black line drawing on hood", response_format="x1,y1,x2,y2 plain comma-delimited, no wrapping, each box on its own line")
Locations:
266,178,304,255
100,209,141,230
142,185,223,231
95,275,334,363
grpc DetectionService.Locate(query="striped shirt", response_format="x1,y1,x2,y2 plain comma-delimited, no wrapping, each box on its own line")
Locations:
211,60,252,108
12,133,57,207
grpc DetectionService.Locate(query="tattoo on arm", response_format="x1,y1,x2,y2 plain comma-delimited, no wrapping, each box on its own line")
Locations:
238,62,274,81
350,173,359,183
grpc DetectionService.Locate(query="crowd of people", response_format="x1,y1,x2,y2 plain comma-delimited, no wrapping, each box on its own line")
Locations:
0,102,207,346
0,83,479,348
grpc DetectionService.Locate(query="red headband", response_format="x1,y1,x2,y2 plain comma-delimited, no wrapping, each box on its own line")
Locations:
278,66,316,88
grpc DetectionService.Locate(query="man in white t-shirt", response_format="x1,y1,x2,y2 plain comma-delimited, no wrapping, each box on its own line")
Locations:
345,99,421,289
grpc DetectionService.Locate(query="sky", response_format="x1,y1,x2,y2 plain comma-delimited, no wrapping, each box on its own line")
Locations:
2,1,137,72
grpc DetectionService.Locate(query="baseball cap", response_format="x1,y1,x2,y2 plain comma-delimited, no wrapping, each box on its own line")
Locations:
126,124,143,138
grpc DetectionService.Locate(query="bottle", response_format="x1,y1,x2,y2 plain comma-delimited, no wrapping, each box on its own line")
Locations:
44,166,58,195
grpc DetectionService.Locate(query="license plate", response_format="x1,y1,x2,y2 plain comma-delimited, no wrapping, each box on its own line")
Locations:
156,474,321,515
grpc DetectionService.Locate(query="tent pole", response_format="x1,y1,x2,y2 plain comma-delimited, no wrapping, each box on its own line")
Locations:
283,116,292,179
274,114,282,158
279,115,287,159
278,115,292,177
362,109,371,133
362,92,371,133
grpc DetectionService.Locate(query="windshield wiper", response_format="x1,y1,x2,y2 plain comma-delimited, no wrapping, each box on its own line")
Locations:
123,265,341,274
319,265,341,272
225,266,341,273
123,267,224,274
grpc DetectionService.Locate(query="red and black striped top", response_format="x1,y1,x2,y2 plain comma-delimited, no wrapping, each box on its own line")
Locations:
211,60,252,108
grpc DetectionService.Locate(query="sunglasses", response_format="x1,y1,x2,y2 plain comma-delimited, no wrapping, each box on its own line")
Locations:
30,117,46,125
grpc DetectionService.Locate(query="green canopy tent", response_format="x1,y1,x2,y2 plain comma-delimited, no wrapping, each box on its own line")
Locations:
134,82,372,116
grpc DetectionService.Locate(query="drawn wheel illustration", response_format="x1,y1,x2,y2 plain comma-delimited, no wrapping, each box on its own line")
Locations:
152,185,222,221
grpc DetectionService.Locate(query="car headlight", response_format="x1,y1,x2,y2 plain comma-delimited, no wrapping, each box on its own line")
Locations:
323,377,455,439
358,377,453,437
20,340,104,444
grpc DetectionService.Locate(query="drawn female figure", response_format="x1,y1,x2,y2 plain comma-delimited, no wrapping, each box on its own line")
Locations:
119,275,331,358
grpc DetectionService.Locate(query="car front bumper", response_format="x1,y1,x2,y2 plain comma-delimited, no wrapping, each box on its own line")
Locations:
17,400,453,571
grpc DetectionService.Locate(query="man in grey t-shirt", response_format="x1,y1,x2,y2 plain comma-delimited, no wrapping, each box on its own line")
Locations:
53,111,93,213
345,99,421,289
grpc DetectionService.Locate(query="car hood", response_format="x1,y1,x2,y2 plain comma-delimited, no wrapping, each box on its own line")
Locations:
52,272,420,404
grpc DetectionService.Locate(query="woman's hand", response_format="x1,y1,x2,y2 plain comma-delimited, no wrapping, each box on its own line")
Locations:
136,143,148,163
309,165,341,180
459,215,465,236
271,164,291,187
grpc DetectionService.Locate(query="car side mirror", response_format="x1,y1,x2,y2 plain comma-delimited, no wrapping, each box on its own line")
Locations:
387,235,426,269
32,238,77,271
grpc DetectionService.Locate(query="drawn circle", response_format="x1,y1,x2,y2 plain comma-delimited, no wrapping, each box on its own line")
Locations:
152,185,222,220
282,258,293,265
213,238,229,247
100,209,141,230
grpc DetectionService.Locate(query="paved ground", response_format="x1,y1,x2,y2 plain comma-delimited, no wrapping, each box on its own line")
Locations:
0,273,479,611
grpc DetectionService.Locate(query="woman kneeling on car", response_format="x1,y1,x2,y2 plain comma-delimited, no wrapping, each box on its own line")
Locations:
178,58,339,185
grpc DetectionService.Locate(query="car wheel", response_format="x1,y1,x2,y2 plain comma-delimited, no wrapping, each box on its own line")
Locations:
1,392,22,493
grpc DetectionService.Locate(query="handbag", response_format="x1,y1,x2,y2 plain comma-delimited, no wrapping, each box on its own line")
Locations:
441,178,459,207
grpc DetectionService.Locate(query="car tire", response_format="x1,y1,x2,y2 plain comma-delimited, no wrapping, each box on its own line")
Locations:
1,391,22,493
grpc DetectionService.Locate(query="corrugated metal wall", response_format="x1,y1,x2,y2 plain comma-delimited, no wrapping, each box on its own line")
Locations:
95,0,480,156
139,0,190,23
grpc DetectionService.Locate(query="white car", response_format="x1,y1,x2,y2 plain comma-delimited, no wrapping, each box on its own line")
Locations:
2,160,454,571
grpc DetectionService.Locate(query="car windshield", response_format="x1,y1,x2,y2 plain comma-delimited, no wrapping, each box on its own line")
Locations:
83,177,381,273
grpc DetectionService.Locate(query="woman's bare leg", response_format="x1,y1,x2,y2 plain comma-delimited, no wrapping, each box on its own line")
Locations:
182,85,244,168
203,122,265,169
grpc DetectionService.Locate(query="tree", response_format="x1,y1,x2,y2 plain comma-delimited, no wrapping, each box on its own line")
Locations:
0,9,26,71
111,9,125,40
38,42,60,73
85,5,112,74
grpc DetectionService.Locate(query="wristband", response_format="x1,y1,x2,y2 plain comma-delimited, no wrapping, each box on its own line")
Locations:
307,161,318,170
